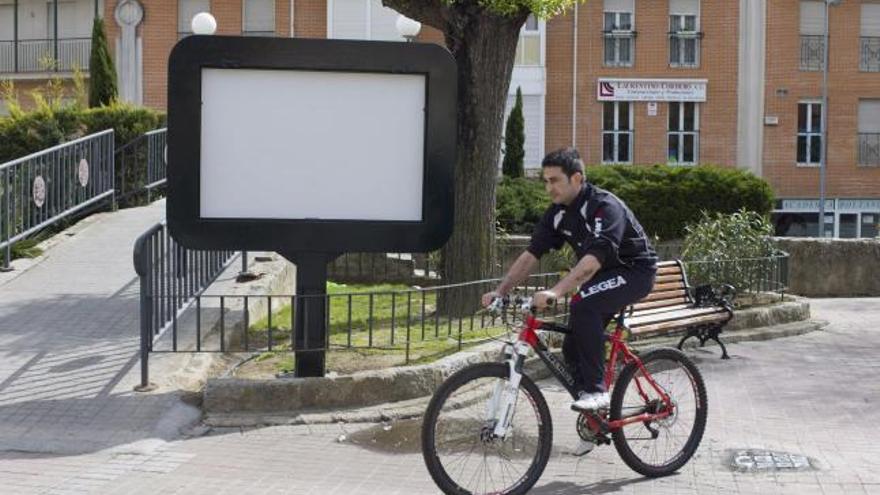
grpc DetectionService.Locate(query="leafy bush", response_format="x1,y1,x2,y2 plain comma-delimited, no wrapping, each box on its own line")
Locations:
496,165,775,240
681,209,779,295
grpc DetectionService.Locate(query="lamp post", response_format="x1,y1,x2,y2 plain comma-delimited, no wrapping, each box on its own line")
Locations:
395,15,422,42
819,0,841,237
191,12,217,35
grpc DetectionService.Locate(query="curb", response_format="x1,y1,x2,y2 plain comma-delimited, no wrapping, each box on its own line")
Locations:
203,298,818,427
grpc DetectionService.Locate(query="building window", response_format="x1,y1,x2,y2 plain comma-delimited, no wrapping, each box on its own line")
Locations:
861,3,880,72
800,1,825,71
669,0,700,68
243,0,275,36
668,102,699,164
797,102,822,166
179,0,211,38
602,101,632,164
603,0,634,68
515,14,541,66
858,100,880,167
328,0,404,41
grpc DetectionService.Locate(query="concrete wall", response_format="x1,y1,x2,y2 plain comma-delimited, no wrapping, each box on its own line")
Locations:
775,237,880,297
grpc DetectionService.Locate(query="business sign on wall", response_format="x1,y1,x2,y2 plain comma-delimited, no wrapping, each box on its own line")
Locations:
597,78,708,102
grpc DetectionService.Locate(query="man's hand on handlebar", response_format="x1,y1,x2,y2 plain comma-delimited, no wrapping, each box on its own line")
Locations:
532,290,557,310
481,291,503,308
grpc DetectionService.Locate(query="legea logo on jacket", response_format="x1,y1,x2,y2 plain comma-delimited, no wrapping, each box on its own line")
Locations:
580,275,627,298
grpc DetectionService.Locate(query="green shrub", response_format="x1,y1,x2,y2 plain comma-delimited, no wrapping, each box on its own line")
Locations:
502,87,525,178
496,165,775,240
0,100,164,163
88,17,118,108
681,209,779,295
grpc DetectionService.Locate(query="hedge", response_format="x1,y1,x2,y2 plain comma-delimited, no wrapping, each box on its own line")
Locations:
497,165,775,240
0,102,165,164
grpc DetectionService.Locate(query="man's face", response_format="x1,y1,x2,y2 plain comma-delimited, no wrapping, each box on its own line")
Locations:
542,165,583,206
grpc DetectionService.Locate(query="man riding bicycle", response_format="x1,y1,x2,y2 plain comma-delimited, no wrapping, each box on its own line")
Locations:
482,147,658,414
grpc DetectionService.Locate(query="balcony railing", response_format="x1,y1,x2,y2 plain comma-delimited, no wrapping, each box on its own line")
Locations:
603,31,635,67
800,35,825,71
859,133,880,167
0,37,91,74
861,37,880,72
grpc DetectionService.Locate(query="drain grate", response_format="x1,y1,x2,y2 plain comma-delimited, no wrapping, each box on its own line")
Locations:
729,449,816,472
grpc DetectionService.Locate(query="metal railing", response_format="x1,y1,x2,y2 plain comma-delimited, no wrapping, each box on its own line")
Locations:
1,129,114,269
683,252,790,297
859,133,880,167
115,128,167,207
861,37,880,72
0,38,91,73
133,221,238,388
800,35,825,71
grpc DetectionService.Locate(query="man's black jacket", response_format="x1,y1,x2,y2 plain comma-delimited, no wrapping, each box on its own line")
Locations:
527,183,657,269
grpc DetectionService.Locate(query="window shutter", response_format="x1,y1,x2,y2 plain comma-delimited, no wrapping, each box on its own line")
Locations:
800,1,825,36
862,4,880,37
604,0,634,14
669,0,699,15
244,0,275,33
859,100,880,133
332,0,367,39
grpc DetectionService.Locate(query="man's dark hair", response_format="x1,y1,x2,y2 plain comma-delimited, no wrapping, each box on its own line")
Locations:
541,147,584,178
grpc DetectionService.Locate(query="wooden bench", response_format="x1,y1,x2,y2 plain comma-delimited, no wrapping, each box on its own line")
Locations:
624,260,735,359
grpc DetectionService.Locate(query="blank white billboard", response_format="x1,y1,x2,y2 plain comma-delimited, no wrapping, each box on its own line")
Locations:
199,68,426,221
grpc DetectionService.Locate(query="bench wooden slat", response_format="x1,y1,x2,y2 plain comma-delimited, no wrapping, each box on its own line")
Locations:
640,289,687,303
629,307,727,327
655,274,685,284
657,266,683,276
630,303,692,317
631,297,689,311
651,281,686,292
631,312,730,337
657,260,679,268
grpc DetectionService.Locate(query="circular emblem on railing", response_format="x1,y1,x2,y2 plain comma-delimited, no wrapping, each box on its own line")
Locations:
78,158,89,187
33,176,46,208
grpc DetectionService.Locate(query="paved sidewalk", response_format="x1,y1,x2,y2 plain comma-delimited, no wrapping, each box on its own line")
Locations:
0,199,204,458
2,297,877,494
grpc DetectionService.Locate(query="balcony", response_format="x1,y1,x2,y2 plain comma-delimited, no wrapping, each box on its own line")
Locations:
0,38,91,74
861,37,880,72
859,133,880,167
0,0,97,75
800,35,825,71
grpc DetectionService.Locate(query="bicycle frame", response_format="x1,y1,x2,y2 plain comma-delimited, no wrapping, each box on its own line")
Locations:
514,313,675,432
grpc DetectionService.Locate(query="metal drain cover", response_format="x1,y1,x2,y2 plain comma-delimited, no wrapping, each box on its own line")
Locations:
729,449,816,472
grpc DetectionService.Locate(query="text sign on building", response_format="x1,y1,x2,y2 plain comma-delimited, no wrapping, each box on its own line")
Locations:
597,78,708,102
166,36,457,253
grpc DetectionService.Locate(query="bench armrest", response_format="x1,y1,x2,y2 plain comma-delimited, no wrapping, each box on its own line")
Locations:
693,284,736,308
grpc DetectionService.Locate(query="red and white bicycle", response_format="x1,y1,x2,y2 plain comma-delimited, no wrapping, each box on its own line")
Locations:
421,296,708,495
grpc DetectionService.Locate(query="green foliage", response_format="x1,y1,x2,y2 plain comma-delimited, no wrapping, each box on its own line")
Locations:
0,101,164,164
681,209,779,295
449,0,582,18
88,17,118,107
495,176,549,234
502,87,525,178
682,209,776,262
496,165,775,240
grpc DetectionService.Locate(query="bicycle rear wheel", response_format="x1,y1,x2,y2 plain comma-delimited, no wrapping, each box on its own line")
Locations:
609,347,707,477
421,363,553,495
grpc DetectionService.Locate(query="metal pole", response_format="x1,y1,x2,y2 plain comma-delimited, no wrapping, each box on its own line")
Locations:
819,0,839,237
53,0,59,71
13,0,18,73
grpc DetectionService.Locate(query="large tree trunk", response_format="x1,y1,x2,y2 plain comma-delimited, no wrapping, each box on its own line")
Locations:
441,12,524,315
383,1,527,316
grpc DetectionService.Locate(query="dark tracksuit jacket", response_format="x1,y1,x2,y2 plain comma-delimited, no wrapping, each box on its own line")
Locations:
527,183,658,393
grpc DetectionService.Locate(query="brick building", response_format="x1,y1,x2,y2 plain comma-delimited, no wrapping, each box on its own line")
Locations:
1,0,878,237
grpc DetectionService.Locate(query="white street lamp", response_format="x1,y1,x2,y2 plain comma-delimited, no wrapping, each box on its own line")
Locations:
192,12,217,35
395,15,422,42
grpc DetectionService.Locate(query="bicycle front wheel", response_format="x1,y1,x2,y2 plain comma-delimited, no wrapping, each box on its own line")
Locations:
421,363,553,495
610,347,708,477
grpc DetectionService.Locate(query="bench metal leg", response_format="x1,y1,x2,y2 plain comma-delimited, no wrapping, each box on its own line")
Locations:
678,326,730,359
677,329,699,352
